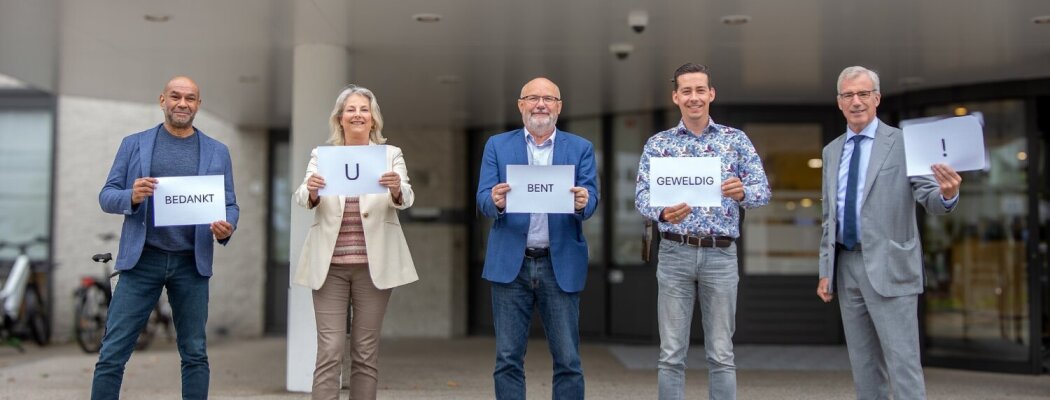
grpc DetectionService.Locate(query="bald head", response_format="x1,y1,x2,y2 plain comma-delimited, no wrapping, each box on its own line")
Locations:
159,76,202,135
163,76,200,98
519,77,560,99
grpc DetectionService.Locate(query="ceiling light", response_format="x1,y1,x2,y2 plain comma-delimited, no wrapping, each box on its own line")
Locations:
1032,15,1050,24
954,106,968,116
413,13,442,23
807,158,823,169
720,15,751,25
144,14,171,23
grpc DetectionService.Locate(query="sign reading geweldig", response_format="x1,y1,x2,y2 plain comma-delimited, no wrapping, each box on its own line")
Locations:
649,156,722,207
505,164,576,214
153,175,226,227
316,145,387,196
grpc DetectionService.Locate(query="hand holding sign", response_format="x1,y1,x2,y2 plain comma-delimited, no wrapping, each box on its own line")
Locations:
662,203,691,224
211,220,234,240
491,183,510,210
306,174,326,203
379,171,402,199
132,177,158,205
931,163,962,199
571,187,588,211
721,176,744,202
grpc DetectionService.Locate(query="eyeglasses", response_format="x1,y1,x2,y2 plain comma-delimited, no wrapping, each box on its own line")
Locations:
519,95,561,104
838,90,877,101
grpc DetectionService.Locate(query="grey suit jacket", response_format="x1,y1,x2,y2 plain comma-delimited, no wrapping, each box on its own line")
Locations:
818,120,956,297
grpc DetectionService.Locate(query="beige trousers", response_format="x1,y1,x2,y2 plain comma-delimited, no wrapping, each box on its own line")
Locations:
311,264,392,400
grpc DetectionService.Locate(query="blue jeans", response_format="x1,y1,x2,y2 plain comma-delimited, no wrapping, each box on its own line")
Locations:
656,241,739,400
92,247,210,400
491,254,584,400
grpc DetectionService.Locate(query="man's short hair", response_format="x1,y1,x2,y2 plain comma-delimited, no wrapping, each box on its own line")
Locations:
836,66,881,94
672,63,711,90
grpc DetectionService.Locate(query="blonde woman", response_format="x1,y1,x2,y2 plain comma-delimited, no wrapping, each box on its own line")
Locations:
293,85,417,400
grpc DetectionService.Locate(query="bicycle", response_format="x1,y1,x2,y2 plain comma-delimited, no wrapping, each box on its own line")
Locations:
74,251,174,354
0,236,51,351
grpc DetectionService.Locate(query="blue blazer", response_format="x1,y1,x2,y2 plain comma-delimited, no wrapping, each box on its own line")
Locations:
99,124,239,277
476,129,599,293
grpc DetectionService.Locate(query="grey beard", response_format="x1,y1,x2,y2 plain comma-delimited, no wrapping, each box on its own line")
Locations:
168,115,194,129
525,115,557,134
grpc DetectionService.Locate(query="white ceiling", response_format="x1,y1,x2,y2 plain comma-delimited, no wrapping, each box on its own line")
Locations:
3,0,1050,130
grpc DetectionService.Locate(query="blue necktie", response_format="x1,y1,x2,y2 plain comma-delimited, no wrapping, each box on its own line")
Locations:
842,135,863,250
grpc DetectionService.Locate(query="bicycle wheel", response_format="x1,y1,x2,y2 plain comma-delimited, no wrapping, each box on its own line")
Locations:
23,285,50,346
74,283,109,353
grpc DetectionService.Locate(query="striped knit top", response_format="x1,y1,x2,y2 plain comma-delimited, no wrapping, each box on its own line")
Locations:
330,197,368,264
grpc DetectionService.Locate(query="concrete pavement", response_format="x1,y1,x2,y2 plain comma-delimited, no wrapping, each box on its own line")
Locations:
1,337,1048,399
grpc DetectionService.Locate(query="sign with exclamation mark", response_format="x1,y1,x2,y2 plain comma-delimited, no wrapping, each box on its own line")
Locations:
902,115,986,176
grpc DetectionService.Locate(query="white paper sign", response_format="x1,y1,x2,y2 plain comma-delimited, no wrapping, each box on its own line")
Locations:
649,157,722,207
317,145,387,196
505,165,575,214
903,115,986,176
153,175,226,227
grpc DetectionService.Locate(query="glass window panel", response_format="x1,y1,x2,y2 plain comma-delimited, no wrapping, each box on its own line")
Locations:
740,123,823,275
612,113,652,266
269,141,290,262
472,129,501,264
921,100,1029,362
565,118,604,263
0,110,52,260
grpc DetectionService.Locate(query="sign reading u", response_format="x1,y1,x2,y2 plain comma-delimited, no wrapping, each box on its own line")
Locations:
316,145,388,196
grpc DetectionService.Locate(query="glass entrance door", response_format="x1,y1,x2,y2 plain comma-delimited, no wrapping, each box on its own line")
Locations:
918,100,1041,372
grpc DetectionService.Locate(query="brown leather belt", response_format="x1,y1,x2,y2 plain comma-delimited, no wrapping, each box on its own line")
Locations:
660,232,734,248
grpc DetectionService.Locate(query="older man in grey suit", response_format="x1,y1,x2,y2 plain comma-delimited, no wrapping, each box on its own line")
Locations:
816,66,962,400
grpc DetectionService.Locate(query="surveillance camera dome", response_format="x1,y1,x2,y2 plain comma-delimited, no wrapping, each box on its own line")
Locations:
609,43,634,60
628,10,648,34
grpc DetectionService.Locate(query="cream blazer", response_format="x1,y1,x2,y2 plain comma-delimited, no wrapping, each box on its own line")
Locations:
292,144,418,290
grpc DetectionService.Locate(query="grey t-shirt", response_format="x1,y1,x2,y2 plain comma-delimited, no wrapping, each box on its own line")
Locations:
145,126,200,253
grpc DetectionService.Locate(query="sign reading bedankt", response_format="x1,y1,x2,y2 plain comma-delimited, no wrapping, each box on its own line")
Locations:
153,175,227,227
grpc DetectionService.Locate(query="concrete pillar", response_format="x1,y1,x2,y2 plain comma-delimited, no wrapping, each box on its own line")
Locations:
286,43,350,393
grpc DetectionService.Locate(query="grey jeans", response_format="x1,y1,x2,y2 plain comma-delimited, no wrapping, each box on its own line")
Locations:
656,240,739,400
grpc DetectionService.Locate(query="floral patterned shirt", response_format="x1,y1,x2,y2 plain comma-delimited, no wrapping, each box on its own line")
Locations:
635,119,771,238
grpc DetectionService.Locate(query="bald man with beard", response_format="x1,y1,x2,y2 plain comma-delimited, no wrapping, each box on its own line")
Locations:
476,77,600,400
92,76,239,400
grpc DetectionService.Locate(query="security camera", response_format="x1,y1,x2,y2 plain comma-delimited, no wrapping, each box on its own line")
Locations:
628,10,648,34
609,43,634,60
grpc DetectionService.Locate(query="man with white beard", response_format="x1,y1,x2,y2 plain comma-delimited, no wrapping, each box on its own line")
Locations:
476,77,600,400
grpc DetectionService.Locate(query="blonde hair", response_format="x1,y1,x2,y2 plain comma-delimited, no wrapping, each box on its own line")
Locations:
327,85,386,145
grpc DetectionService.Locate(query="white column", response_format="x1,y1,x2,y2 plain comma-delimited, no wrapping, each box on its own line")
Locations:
287,43,350,393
